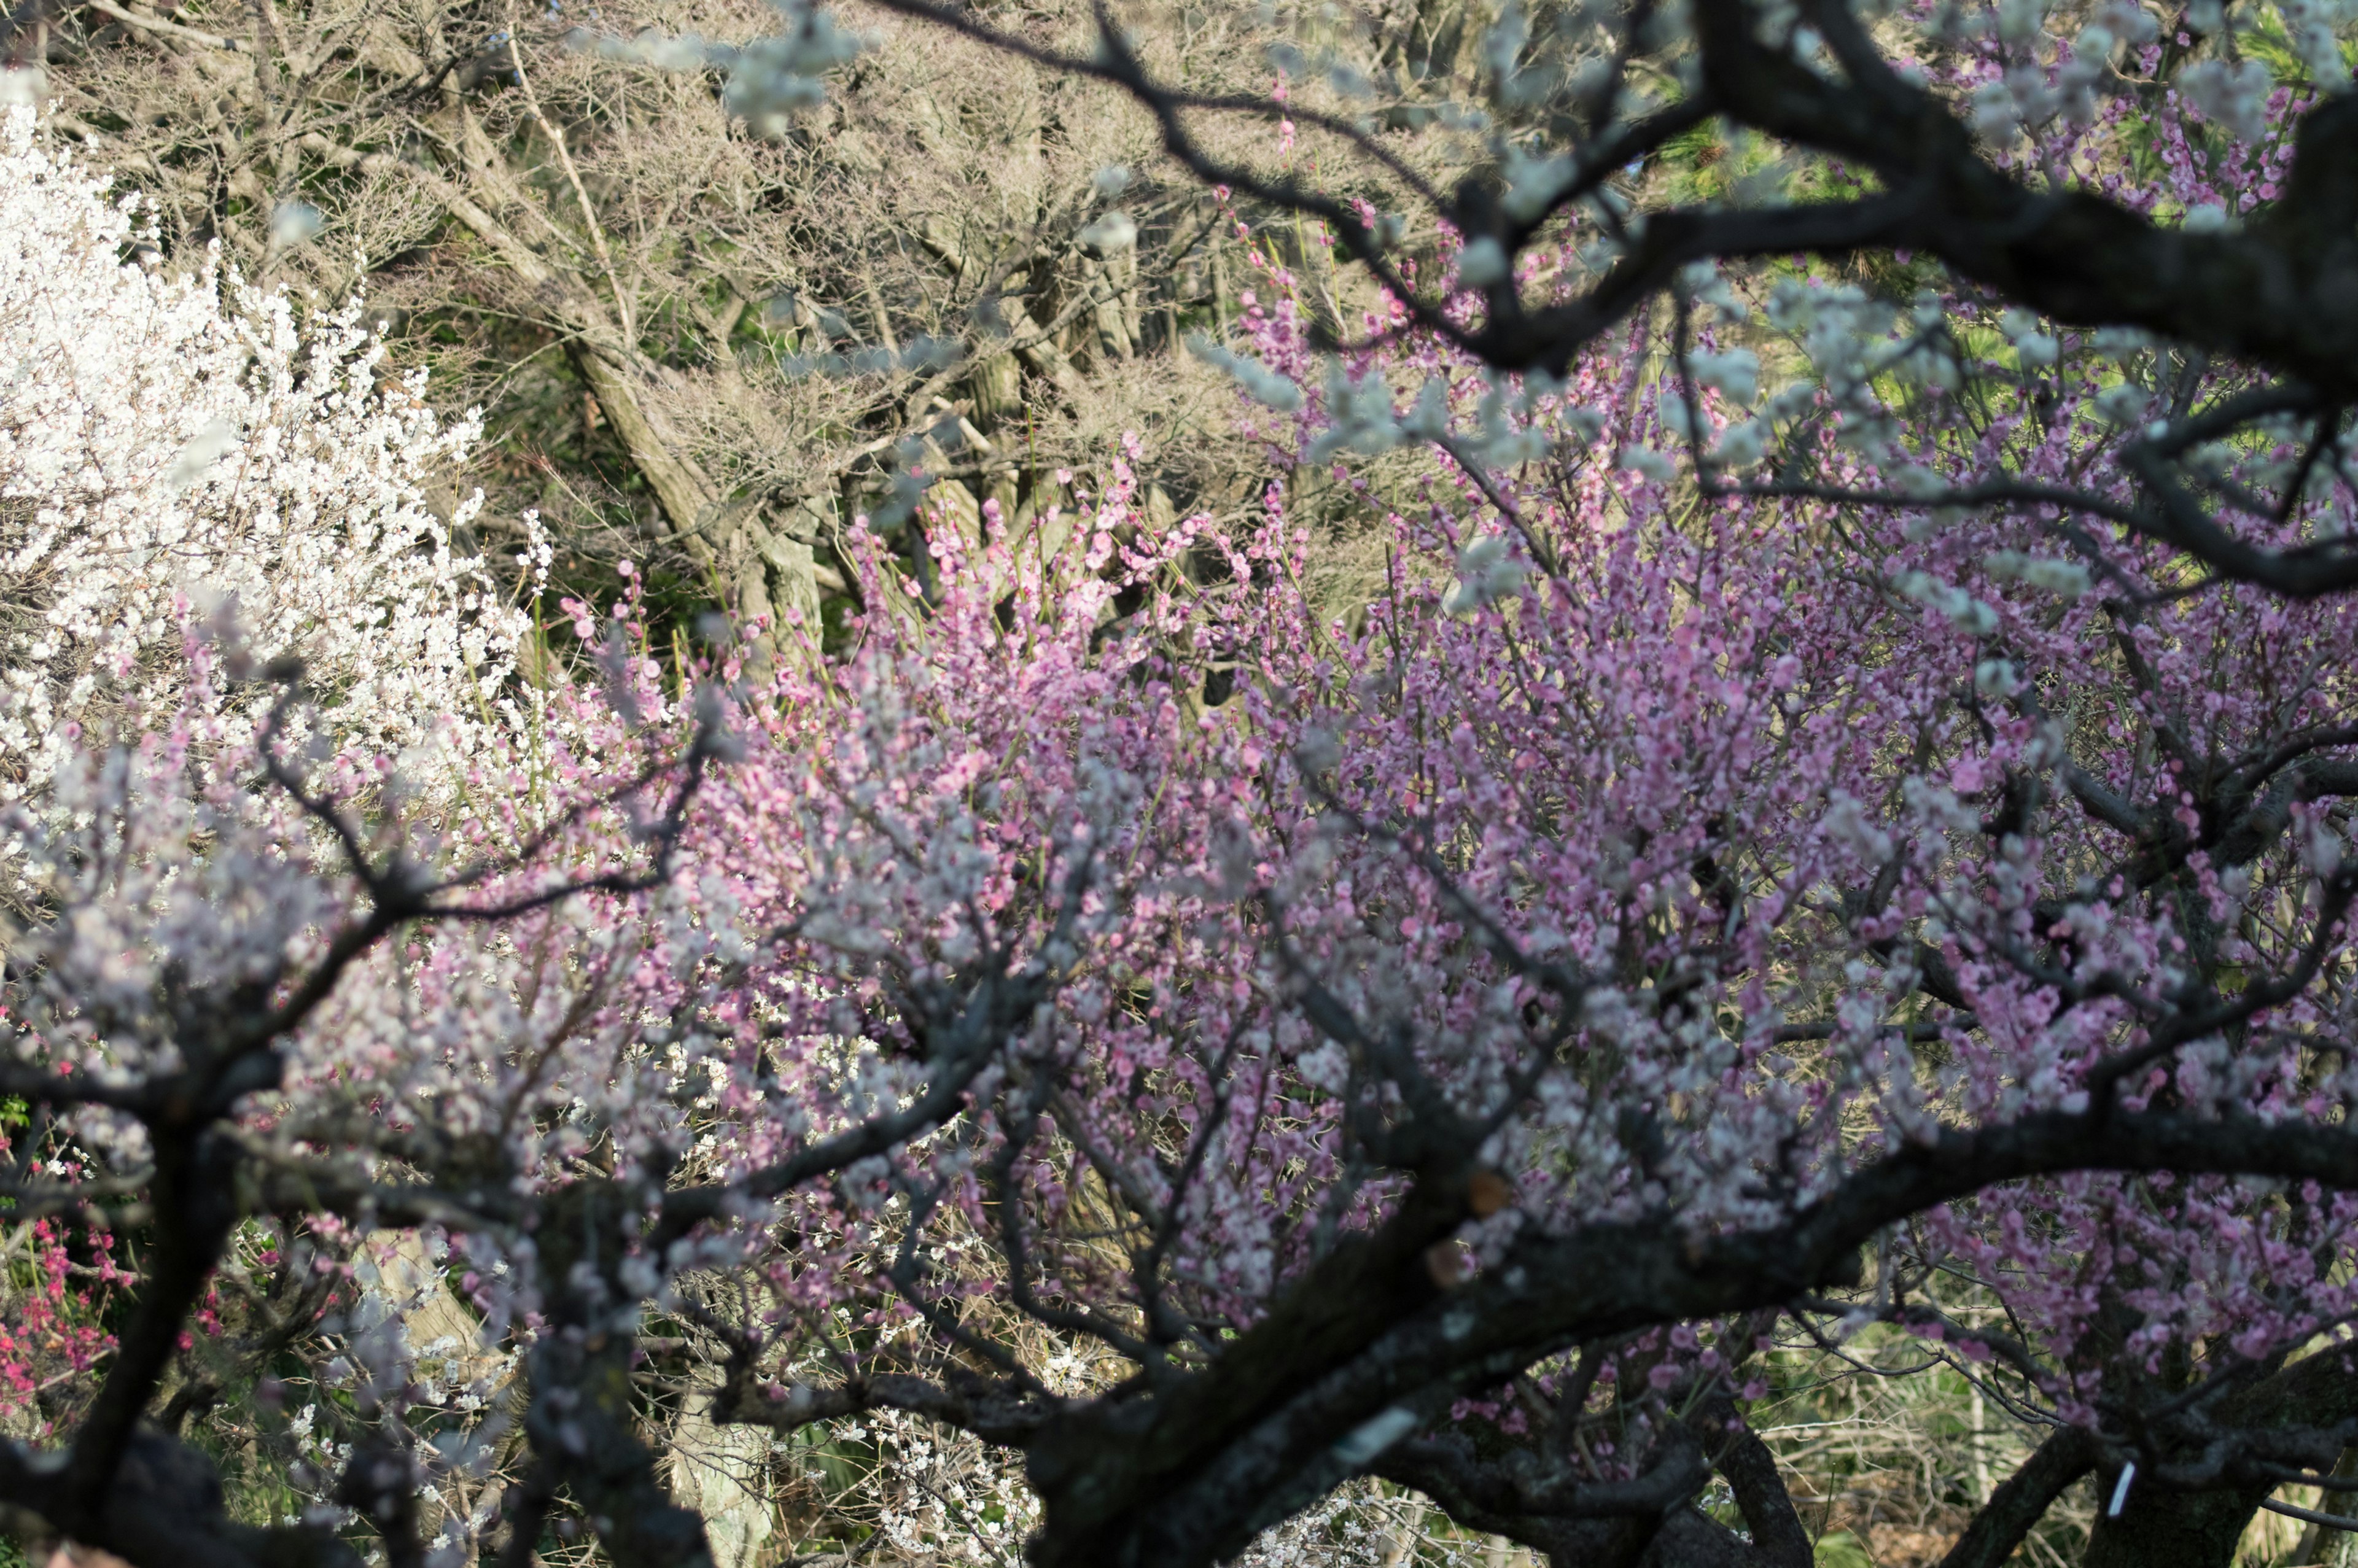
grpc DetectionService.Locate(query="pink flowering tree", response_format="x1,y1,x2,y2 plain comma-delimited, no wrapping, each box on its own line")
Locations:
12,4,2358,1567
12,367,2358,1568
0,1217,119,1432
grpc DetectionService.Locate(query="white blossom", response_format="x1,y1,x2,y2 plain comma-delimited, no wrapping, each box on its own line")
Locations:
1442,532,1526,613
2177,58,2274,144
0,112,534,818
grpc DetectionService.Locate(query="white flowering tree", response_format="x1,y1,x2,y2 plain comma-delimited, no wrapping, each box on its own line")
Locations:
0,110,535,810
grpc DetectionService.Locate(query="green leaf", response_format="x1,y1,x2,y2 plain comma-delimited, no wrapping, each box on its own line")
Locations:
1815,1531,1877,1568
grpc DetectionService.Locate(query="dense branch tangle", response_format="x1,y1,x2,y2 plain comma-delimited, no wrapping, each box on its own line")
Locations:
16,0,2358,1566
13,408,2358,1568
20,0,1317,661
864,0,2358,605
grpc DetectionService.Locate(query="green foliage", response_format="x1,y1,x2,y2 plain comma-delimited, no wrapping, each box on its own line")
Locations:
1814,1531,1877,1568
2241,4,2358,82
1748,1320,2094,1567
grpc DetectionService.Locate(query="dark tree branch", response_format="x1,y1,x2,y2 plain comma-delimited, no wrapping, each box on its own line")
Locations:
1935,1426,2098,1568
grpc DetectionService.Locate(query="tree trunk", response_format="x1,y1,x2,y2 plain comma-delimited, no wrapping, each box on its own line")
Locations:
667,1364,773,1568
316,121,821,657
2073,1341,2358,1568
916,218,1084,400
2082,1470,2268,1568
2290,1450,2358,1567
1935,1427,2093,1568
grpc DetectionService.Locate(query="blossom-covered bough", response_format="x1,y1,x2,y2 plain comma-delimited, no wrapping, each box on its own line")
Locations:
640,0,2358,1556
13,4,2358,1568
719,437,2358,1568
25,444,2358,1568
0,655,732,1565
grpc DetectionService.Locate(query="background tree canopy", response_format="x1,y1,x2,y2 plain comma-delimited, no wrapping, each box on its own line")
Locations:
4,0,2358,1564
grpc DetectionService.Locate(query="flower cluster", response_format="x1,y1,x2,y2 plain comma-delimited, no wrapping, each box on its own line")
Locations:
0,109,537,826
14,39,2358,1560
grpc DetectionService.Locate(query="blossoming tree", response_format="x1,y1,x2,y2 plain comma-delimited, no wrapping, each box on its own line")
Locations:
23,357,2358,1567
9,0,2358,1564
0,115,535,811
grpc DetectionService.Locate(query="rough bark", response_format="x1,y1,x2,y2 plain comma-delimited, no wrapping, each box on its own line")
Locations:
2081,1480,2262,1568
301,121,821,656
522,1179,717,1568
667,1364,774,1568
